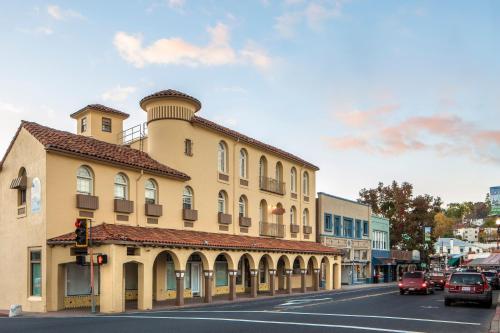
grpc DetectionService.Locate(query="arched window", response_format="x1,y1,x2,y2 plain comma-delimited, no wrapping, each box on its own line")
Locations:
77,166,93,195
18,167,27,206
275,162,283,182
218,190,227,213
114,173,128,200
290,206,297,225
218,141,227,173
183,186,193,209
259,200,267,222
302,208,309,226
239,149,248,179
290,167,297,193
303,171,309,196
145,179,157,204
239,195,247,217
259,156,267,180
276,202,284,224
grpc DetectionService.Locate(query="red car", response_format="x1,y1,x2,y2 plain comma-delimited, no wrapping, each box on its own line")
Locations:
429,272,446,290
444,272,492,307
399,271,434,295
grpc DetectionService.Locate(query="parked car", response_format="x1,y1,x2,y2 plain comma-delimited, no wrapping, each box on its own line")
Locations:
482,271,499,290
399,271,434,295
429,272,446,290
444,272,492,307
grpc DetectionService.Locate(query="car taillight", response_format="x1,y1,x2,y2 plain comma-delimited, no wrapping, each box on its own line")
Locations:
422,283,427,288
440,280,444,283
445,281,450,289
398,283,403,287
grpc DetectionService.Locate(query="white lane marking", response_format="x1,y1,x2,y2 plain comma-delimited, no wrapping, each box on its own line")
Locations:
155,310,481,326
277,291,398,309
280,298,332,306
104,315,425,333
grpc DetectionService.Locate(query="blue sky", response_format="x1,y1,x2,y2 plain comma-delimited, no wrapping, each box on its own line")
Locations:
0,0,499,204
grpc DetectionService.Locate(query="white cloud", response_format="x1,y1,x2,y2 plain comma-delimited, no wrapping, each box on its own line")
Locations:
274,12,301,38
0,101,23,114
305,1,342,30
101,85,137,102
47,5,84,21
168,0,185,9
35,26,53,35
114,22,271,69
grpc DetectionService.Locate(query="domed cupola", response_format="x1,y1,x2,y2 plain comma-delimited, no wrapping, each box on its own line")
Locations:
140,89,202,123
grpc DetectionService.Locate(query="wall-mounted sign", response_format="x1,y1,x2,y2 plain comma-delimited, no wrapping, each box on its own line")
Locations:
490,187,500,216
31,177,41,213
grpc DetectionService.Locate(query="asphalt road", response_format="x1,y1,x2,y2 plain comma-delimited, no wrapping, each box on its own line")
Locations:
1,285,496,333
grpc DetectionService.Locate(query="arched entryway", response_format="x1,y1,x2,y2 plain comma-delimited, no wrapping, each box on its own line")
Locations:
152,251,182,307
236,253,257,297
320,256,333,290
123,261,140,310
277,255,292,294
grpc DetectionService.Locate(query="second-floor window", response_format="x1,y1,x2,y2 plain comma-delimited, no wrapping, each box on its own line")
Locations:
18,167,27,206
218,141,227,173
290,206,297,224
184,139,193,156
363,221,369,236
303,172,309,196
77,166,93,195
114,173,128,200
183,186,193,209
290,167,297,193
239,149,248,179
302,208,309,226
218,191,227,213
324,213,333,232
334,215,341,236
260,200,267,222
81,117,87,133
356,219,362,239
343,217,353,238
275,162,283,182
238,195,247,217
145,179,157,204
102,117,112,132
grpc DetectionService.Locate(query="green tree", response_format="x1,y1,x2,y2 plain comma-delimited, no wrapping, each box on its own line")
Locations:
433,212,455,238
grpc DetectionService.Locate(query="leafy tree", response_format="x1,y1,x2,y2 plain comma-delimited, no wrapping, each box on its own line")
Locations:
433,212,455,238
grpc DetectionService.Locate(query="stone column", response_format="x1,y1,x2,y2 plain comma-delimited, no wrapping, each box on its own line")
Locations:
313,269,320,291
175,270,185,306
286,269,293,294
250,269,258,298
300,269,307,293
269,269,276,296
228,270,237,301
138,262,153,311
204,270,213,303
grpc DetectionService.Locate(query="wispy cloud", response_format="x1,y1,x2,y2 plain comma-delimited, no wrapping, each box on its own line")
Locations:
326,112,500,164
101,85,137,102
0,101,23,114
47,5,84,21
334,104,399,127
114,22,272,69
168,0,185,9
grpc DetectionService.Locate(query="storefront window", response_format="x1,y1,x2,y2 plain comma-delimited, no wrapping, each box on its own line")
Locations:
215,262,228,286
66,263,99,296
185,263,191,289
30,250,41,296
259,260,267,284
166,262,176,291
236,260,243,285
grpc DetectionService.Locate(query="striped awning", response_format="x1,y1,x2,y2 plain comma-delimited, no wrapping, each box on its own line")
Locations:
10,176,27,190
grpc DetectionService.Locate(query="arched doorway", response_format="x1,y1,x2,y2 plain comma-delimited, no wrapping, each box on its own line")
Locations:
277,255,292,293
152,251,181,307
236,253,256,297
123,262,140,310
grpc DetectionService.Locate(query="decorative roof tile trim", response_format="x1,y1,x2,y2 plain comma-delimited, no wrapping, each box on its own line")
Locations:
20,121,189,180
70,104,130,119
192,116,319,171
48,223,342,255
140,89,202,111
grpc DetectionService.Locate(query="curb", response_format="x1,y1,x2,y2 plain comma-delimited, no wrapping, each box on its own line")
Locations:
490,294,500,333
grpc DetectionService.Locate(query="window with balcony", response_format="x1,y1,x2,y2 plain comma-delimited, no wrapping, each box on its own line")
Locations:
259,156,267,179
239,195,247,217
218,191,227,213
145,179,158,204
302,208,309,226
290,206,297,224
239,149,248,179
290,167,297,194
218,141,228,173
259,199,267,222
114,173,128,200
77,166,93,195
183,186,194,209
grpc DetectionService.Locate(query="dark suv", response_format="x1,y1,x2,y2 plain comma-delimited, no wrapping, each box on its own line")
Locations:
482,271,499,290
399,271,434,295
444,272,492,307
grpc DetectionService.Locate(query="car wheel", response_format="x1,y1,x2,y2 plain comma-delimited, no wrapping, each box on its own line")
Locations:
444,299,452,306
483,299,492,308
400,290,405,295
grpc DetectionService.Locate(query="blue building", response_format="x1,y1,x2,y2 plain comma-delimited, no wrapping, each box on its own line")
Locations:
370,215,392,283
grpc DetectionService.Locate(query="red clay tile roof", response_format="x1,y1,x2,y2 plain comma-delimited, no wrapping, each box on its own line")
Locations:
47,223,341,255
3,121,189,180
70,104,130,119
140,89,202,111
192,116,319,171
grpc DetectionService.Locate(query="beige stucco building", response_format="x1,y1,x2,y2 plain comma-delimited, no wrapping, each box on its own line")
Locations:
0,89,341,313
316,193,371,285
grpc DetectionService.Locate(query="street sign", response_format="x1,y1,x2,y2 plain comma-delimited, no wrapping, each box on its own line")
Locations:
491,187,500,216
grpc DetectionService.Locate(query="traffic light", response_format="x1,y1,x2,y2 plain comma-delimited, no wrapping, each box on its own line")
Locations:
75,218,88,247
96,254,108,265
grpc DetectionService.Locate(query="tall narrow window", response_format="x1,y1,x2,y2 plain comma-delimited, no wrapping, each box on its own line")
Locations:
259,260,267,284
334,215,341,236
30,250,41,296
218,191,227,213
81,117,87,133
325,214,333,232
239,149,248,179
260,200,267,222
145,179,157,204
114,173,128,200
302,208,309,226
356,220,362,239
239,195,247,217
102,117,112,132
183,186,193,209
290,167,297,193
18,167,27,206
77,166,93,195
303,172,309,196
218,141,227,173
290,206,297,224
184,139,193,156
275,162,283,182
259,156,267,179
363,221,369,236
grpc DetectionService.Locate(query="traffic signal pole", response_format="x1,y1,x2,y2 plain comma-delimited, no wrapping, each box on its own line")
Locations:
89,219,96,314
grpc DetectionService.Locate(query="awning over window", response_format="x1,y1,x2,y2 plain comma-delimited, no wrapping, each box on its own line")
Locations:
10,176,27,190
373,257,396,266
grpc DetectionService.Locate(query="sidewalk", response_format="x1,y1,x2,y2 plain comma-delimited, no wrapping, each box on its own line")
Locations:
2,282,397,318
490,293,500,333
